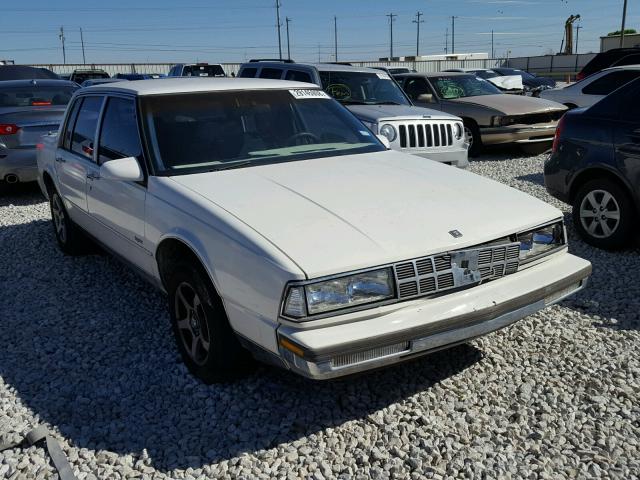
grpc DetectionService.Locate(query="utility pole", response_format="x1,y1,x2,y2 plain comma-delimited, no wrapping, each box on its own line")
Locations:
334,16,338,62
491,29,494,58
413,11,424,57
58,26,66,64
386,13,397,60
451,16,458,54
445,28,448,54
620,0,628,47
80,27,86,64
275,0,282,60
285,17,291,59
575,24,582,54
318,44,321,63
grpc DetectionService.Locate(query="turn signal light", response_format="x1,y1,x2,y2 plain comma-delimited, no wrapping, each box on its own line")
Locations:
0,124,20,135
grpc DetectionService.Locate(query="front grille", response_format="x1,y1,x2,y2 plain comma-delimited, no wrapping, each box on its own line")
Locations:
331,341,410,368
397,122,454,148
394,241,520,300
506,111,564,125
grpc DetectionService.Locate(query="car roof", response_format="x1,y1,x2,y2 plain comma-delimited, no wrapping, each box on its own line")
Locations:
0,79,79,88
395,72,472,78
80,77,321,96
601,64,640,72
240,61,384,74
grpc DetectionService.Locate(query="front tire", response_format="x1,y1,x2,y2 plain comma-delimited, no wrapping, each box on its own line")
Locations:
167,263,254,383
463,120,482,157
572,178,635,249
49,189,85,255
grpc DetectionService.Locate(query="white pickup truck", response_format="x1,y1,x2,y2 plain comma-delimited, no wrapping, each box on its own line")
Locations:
37,78,591,383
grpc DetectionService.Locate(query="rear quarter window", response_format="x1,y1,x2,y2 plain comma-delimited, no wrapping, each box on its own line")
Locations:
285,70,313,83
259,68,284,79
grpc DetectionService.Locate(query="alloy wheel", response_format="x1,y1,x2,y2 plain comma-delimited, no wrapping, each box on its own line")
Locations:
174,281,211,366
51,195,67,244
579,189,621,239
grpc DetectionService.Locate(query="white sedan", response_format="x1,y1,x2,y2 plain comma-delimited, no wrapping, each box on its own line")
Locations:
37,78,591,382
539,65,640,108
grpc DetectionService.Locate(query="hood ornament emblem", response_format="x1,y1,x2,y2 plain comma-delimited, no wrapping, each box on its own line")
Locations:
449,230,463,238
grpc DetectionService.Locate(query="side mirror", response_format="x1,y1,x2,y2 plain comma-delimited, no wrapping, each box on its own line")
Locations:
100,156,144,182
376,134,391,149
417,93,435,103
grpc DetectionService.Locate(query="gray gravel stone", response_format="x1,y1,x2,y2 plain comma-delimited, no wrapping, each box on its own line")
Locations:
0,151,639,479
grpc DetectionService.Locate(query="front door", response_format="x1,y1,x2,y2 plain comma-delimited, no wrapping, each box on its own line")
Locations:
85,95,151,270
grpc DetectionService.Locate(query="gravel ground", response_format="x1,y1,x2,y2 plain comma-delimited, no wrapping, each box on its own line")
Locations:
0,151,639,480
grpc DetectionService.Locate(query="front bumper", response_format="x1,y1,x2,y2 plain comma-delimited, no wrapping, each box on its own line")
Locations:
408,147,469,168
0,147,39,182
480,124,558,146
277,253,591,379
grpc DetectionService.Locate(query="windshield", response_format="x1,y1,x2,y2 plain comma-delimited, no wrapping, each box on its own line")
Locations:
318,70,411,106
182,65,225,77
0,85,78,107
430,75,501,99
142,89,384,175
473,70,499,80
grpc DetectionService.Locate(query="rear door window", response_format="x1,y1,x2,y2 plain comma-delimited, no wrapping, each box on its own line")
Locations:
98,97,142,164
239,67,257,78
62,98,83,150
582,70,640,95
259,68,283,79
285,70,312,83
70,96,103,161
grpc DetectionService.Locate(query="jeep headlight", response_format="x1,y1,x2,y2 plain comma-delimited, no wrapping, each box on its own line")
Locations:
379,124,397,142
517,221,565,263
283,268,395,319
453,122,463,140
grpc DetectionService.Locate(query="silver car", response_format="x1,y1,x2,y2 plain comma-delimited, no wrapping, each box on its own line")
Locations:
0,79,78,183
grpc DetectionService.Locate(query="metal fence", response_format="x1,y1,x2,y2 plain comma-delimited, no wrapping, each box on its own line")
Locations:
28,53,597,79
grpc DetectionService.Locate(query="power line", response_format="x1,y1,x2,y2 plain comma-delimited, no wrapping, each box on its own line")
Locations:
275,0,282,60
413,11,424,57
386,13,397,59
285,17,291,59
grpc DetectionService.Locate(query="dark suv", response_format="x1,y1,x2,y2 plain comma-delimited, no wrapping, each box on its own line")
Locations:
577,48,640,80
544,77,640,249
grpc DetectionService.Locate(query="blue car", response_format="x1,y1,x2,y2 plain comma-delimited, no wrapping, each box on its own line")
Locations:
544,77,640,249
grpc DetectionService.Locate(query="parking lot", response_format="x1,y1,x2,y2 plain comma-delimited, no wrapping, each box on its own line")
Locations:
0,149,638,479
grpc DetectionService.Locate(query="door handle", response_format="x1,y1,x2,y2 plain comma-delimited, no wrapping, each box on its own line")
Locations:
55,156,66,163
86,172,100,180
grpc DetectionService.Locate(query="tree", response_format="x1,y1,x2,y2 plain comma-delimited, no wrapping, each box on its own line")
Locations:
607,28,637,36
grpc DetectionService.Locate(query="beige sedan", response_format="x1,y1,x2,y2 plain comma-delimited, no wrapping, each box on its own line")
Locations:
394,72,567,156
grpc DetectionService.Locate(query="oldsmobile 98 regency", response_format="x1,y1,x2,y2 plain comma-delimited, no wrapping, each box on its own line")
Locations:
37,78,592,383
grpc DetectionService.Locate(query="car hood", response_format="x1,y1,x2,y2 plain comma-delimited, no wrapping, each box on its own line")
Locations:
345,104,460,123
452,94,566,116
170,151,561,278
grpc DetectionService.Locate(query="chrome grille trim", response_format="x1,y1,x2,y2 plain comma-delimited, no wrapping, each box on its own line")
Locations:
331,341,411,368
394,241,521,300
395,121,456,149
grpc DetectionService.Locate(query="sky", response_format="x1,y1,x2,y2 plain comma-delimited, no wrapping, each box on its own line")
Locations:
1,0,638,65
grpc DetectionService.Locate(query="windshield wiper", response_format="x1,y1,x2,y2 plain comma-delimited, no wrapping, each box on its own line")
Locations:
369,101,403,105
338,100,369,105
208,161,252,172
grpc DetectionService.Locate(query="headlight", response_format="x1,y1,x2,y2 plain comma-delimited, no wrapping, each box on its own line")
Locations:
379,124,397,142
453,123,464,140
517,221,565,263
491,116,504,127
283,268,395,319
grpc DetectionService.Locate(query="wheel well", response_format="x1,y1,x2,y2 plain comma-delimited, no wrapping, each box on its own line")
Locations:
569,168,629,202
42,171,55,194
156,238,209,291
461,117,478,128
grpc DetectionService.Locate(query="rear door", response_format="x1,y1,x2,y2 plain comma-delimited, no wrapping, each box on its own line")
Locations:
614,83,640,201
55,95,103,212
582,70,640,106
85,95,151,267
